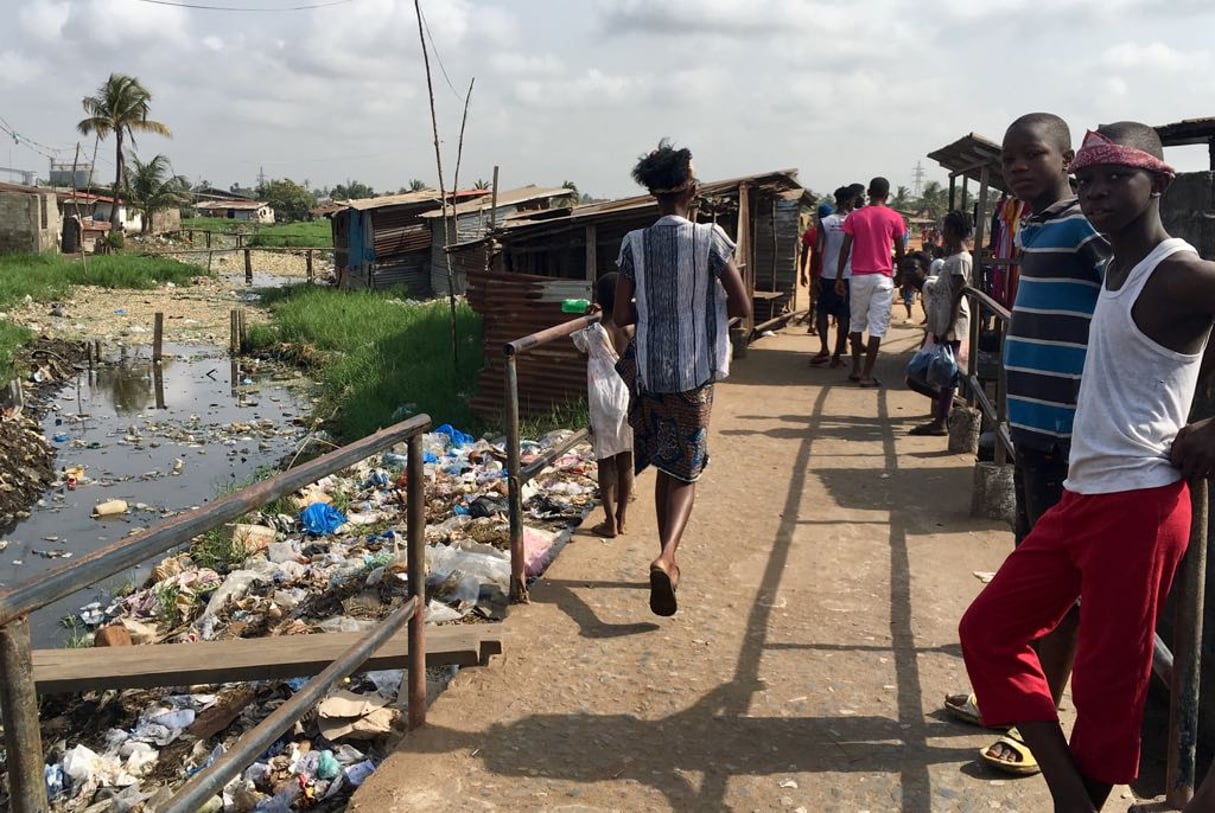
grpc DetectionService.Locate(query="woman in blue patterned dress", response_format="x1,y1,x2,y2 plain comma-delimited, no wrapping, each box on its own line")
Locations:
613,141,751,616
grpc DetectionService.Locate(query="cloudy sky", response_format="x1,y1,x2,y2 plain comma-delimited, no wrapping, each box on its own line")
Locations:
1,0,1212,199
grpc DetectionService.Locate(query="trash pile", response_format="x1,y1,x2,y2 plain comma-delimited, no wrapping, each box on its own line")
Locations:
25,424,598,811
0,338,91,527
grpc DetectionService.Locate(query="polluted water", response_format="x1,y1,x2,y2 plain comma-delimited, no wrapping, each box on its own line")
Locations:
0,342,317,645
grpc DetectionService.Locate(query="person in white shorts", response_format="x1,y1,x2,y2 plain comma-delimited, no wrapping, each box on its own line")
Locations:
835,177,908,387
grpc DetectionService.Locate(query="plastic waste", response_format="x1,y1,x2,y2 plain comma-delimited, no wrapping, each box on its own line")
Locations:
300,503,347,536
561,298,591,314
52,433,69,443
343,760,376,787
93,499,129,518
434,424,474,447
316,750,341,780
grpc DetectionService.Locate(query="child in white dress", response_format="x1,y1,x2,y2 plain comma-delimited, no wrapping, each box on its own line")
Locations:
572,272,634,537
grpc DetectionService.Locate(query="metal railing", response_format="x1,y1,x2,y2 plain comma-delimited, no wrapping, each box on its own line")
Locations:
963,283,1206,807
503,313,600,602
0,415,432,813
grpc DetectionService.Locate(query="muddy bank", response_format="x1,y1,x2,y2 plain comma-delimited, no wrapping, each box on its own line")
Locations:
0,338,92,526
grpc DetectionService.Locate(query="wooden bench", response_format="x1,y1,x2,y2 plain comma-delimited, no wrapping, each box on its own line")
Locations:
33,625,503,695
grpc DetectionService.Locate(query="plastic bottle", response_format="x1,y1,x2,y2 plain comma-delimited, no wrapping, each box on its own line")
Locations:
561,298,590,314
93,499,128,517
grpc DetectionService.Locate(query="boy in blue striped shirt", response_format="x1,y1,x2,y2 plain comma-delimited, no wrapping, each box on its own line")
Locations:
945,113,1110,774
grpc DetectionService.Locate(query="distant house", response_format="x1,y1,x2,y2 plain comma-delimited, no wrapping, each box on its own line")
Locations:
0,182,61,253
195,199,275,224
59,192,143,234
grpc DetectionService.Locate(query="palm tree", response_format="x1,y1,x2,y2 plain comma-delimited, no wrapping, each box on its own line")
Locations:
473,178,491,190
560,180,580,207
917,180,948,220
407,178,427,192
891,185,912,211
78,74,172,231
127,154,190,234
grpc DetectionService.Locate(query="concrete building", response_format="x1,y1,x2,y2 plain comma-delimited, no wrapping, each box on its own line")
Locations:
195,199,275,224
0,182,61,253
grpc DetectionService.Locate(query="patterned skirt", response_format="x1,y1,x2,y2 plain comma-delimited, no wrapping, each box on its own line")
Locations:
616,342,715,483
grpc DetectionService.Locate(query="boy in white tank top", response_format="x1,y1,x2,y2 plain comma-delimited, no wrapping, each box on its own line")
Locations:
959,122,1215,812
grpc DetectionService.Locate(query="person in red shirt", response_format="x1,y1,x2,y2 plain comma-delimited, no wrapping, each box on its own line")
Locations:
835,177,907,386
800,205,831,334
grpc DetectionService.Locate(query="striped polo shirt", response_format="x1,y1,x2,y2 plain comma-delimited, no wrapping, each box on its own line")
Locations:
1003,197,1110,453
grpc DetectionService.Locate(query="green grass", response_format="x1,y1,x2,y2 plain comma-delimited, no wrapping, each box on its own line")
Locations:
246,285,483,441
189,526,246,574
181,216,256,234
247,220,332,248
180,217,333,249
0,253,202,310
0,252,203,378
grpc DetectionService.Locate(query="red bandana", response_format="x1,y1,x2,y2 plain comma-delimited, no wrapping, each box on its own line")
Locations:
1070,129,1175,177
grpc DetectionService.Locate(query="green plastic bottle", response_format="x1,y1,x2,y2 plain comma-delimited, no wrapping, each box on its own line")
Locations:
561,298,591,314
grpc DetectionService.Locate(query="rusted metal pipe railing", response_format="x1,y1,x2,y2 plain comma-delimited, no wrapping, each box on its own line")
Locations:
0,414,433,812
962,285,1014,464
504,313,601,602
1167,480,1208,808
164,596,420,812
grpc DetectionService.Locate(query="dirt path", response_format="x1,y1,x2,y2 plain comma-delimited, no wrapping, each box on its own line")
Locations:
350,323,1146,812
1,250,326,349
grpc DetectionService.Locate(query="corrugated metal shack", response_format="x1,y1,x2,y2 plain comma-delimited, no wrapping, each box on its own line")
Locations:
331,189,489,294
456,169,813,419
419,185,571,297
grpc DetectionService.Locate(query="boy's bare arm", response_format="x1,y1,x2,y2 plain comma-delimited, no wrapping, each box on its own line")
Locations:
614,276,637,327
1164,256,1215,478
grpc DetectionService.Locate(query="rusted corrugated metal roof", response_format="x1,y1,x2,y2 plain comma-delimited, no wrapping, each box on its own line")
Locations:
197,199,269,211
417,186,569,219
1153,117,1215,148
343,188,487,212
926,133,1009,193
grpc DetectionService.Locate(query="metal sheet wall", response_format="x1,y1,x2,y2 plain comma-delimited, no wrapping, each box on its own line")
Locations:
466,263,592,419
751,197,803,323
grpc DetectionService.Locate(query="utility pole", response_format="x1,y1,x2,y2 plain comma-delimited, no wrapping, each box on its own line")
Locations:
257,165,266,187
912,161,926,197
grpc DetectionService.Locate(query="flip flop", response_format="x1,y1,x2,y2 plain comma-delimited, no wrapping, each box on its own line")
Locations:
980,727,1041,776
829,357,844,368
858,377,883,388
909,423,947,436
808,352,831,366
943,693,985,727
848,373,862,382
649,563,678,616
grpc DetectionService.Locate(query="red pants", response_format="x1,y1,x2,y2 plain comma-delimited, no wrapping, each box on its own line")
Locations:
959,481,1191,784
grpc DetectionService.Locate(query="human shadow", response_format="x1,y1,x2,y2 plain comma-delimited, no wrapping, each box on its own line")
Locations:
529,577,661,640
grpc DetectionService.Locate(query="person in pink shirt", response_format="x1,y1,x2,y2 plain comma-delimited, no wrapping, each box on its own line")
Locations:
835,177,907,387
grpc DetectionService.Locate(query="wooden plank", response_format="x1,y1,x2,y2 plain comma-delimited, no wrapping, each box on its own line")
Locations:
33,625,502,695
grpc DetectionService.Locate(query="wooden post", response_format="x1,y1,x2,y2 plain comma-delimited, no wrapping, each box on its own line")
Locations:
230,309,240,356
244,248,252,285
306,249,314,282
153,362,166,410
737,183,754,333
0,617,49,813
949,175,958,210
237,308,246,352
406,433,427,729
205,230,212,249
152,312,164,362
93,339,102,365
584,224,597,282
236,232,244,249
489,165,500,230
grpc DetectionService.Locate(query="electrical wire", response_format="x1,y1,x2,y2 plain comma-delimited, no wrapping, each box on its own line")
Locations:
134,0,353,11
417,3,464,102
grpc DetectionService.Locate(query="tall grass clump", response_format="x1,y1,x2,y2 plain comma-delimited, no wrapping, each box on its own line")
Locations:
0,253,201,310
248,285,483,440
0,321,33,379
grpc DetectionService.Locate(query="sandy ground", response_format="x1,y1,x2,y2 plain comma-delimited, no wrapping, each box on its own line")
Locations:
0,250,331,350
349,324,1151,813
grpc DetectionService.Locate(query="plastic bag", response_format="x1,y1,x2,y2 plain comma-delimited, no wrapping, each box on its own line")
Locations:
300,503,348,536
434,424,474,448
906,344,935,389
927,342,959,389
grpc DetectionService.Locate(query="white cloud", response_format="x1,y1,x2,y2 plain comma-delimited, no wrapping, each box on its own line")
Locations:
491,53,564,76
18,1,69,43
514,69,652,110
1101,42,1207,71
0,51,44,87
